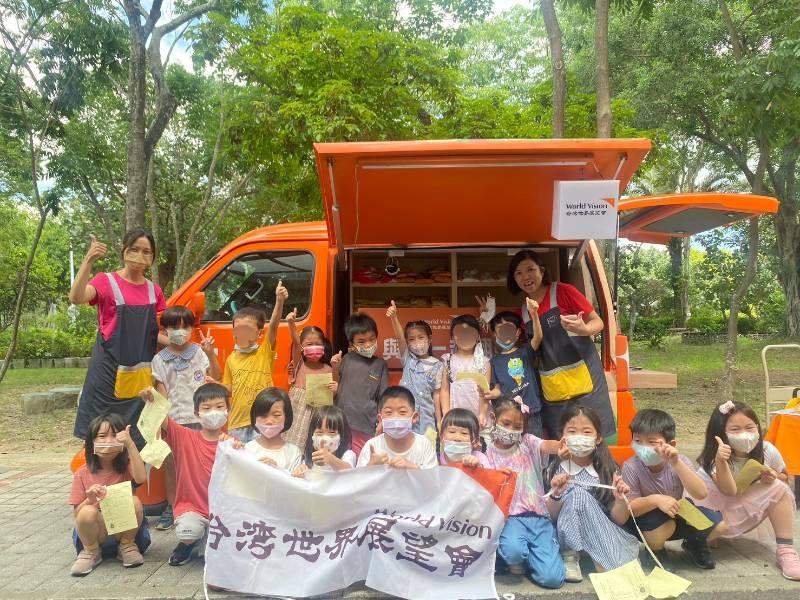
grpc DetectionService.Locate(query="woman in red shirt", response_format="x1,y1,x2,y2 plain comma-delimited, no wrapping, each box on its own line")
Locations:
69,229,166,448
506,250,614,440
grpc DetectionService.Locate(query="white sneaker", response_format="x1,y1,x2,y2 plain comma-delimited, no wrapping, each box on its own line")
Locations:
562,550,583,583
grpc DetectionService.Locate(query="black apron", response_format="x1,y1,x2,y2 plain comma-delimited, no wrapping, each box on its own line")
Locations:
523,283,616,439
74,273,159,449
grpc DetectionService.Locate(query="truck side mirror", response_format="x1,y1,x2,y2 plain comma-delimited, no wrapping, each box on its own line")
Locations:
189,291,205,322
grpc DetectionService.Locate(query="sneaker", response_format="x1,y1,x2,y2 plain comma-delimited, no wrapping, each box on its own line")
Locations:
777,545,800,581
117,542,144,568
682,537,715,570
507,563,527,575
169,541,197,566
155,504,174,531
562,551,583,583
70,549,102,577
646,548,675,573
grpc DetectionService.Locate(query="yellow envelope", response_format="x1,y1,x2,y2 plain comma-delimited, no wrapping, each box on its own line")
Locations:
140,438,172,469
735,459,769,494
99,481,139,535
589,560,649,600
138,389,171,444
306,373,334,407
646,566,691,598
455,371,490,392
676,498,713,531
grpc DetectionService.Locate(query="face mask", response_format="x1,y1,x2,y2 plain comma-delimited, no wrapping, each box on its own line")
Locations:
312,433,341,453
302,345,325,361
492,425,522,447
199,409,228,430
234,343,259,353
443,441,473,461
355,344,377,359
727,431,759,454
566,435,597,457
382,417,413,439
257,422,284,439
408,341,429,357
632,442,664,467
94,442,124,455
167,328,191,346
495,337,516,351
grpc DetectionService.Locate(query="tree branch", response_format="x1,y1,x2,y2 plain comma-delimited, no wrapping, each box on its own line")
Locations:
79,174,117,243
164,23,190,67
156,0,221,37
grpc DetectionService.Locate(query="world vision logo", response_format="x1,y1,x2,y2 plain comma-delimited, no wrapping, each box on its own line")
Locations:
602,196,616,207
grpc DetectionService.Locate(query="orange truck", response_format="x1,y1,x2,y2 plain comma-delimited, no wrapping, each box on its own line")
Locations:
169,138,778,461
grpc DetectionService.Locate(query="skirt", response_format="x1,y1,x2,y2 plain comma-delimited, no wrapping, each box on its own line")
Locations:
283,385,314,449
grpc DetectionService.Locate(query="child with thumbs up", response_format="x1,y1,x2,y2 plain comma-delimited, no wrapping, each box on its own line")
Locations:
282,307,337,447
222,281,288,444
69,414,149,577
149,306,222,530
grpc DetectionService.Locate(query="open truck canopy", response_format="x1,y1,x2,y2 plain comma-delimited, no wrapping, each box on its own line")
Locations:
314,139,778,249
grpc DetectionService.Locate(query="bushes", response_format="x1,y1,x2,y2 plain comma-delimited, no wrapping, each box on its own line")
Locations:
686,308,726,334
632,316,673,347
0,327,93,359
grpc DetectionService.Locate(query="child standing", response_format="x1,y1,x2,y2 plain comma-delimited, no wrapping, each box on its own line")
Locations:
244,388,303,473
151,305,221,530
548,404,639,582
283,308,336,447
440,315,492,429
484,397,564,588
69,414,148,576
356,386,437,469
331,313,388,456
691,400,799,581
488,304,544,437
141,382,231,567
386,300,443,439
222,281,288,443
439,408,489,467
621,409,718,571
295,405,357,475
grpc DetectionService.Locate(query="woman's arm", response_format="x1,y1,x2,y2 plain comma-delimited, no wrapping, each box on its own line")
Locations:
69,235,107,305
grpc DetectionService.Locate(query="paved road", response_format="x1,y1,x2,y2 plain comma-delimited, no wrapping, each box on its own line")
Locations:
0,454,797,600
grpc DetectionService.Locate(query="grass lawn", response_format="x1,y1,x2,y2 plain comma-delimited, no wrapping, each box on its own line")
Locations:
0,368,86,455
629,336,799,448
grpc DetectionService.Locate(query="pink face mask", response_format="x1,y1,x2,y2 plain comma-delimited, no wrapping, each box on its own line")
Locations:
302,345,325,362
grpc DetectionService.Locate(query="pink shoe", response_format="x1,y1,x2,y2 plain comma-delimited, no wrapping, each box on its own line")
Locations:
777,546,800,581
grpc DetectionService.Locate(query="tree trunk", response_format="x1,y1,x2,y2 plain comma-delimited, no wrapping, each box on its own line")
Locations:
124,15,148,230
773,167,800,336
627,297,637,340
721,147,768,401
541,0,565,138
594,0,612,138
0,208,48,383
146,157,160,286
668,238,689,327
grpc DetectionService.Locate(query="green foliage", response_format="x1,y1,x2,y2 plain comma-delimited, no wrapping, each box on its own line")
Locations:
0,327,93,359
631,315,672,348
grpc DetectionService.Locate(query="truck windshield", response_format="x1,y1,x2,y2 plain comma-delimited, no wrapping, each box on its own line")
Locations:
201,251,315,322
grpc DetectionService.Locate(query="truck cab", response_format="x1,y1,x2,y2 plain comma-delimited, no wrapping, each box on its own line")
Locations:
168,138,778,461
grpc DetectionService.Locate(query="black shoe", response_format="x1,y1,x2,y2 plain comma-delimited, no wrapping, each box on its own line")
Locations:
169,541,197,566
682,537,716,569
641,548,675,573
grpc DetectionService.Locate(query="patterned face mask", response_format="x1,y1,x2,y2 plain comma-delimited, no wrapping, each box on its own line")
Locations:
492,425,521,447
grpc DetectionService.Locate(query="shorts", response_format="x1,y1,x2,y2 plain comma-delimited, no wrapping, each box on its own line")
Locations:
175,511,210,543
625,499,722,541
228,426,257,444
72,522,151,558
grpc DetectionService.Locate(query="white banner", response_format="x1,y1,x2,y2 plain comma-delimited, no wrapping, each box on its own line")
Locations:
205,442,506,600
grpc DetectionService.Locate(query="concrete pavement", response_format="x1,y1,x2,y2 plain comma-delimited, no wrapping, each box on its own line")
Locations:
0,455,797,600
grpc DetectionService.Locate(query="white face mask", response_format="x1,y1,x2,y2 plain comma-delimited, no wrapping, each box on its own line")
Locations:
566,434,597,457
199,409,228,430
167,328,191,346
727,431,759,454
312,433,341,453
443,441,473,461
408,341,429,357
234,343,258,353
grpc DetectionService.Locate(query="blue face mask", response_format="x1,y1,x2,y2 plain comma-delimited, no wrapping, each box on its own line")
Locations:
495,337,516,351
632,442,664,467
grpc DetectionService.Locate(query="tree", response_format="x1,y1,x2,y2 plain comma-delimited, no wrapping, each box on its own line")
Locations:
540,0,566,137
118,0,223,230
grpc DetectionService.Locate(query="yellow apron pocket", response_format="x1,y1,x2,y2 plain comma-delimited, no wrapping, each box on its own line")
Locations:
115,366,153,399
540,362,593,402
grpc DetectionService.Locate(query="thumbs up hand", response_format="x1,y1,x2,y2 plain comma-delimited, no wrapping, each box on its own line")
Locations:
386,300,397,319
85,234,107,264
330,351,343,368
715,436,732,462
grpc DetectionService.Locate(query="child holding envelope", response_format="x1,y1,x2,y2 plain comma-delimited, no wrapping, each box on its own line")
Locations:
621,409,719,572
